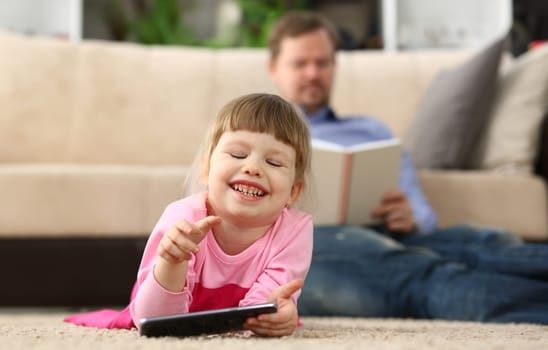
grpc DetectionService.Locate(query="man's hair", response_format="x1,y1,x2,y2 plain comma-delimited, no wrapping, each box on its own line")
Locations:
203,93,311,185
268,10,339,60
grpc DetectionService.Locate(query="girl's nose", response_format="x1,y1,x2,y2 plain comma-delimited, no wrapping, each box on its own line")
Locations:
243,161,262,177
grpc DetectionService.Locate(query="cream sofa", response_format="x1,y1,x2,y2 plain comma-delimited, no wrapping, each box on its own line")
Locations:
1,31,546,306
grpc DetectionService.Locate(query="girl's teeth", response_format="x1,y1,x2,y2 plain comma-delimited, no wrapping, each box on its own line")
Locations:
233,184,264,197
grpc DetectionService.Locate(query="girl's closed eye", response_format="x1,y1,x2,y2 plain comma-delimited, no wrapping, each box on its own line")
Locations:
266,159,284,167
229,152,247,159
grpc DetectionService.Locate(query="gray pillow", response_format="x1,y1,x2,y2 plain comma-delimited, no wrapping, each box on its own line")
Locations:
405,37,506,169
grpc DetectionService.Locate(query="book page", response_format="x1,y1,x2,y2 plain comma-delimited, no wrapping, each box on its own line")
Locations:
346,141,401,225
309,147,347,225
309,138,401,226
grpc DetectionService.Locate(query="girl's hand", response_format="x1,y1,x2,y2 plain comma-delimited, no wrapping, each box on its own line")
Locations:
244,279,304,337
157,215,221,263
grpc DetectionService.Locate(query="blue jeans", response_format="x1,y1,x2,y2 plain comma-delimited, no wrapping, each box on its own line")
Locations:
298,224,548,324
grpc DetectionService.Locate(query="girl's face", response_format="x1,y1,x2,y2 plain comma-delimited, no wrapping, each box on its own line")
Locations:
205,130,303,227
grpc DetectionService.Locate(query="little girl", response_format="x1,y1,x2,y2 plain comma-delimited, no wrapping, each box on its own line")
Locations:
66,93,313,337
131,92,313,336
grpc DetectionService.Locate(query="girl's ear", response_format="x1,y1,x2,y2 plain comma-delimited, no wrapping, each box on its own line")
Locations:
287,181,304,206
199,157,210,187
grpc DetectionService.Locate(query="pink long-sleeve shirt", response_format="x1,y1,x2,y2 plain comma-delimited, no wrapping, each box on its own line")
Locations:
129,193,313,327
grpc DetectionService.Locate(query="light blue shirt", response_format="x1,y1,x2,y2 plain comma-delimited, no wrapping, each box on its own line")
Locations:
306,107,438,233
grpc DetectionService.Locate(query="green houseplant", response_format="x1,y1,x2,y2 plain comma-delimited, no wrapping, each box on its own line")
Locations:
102,0,308,47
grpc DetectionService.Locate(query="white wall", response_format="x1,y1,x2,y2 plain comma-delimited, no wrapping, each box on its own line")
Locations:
0,0,81,41
383,0,512,50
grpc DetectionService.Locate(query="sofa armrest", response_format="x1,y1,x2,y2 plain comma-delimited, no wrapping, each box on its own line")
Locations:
418,170,548,241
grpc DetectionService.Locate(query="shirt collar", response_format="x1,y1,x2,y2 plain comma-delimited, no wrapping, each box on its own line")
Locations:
302,106,333,125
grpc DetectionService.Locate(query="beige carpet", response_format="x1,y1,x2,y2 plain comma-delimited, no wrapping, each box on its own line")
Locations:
1,310,547,350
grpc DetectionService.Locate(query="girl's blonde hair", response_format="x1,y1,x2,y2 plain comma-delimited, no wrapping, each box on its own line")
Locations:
202,93,311,187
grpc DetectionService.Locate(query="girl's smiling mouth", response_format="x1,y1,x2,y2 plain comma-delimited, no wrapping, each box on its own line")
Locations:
230,182,267,197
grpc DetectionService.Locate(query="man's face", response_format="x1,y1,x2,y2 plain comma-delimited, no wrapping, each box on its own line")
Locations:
268,29,336,115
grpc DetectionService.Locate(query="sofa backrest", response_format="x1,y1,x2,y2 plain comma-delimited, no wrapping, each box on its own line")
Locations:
0,31,471,166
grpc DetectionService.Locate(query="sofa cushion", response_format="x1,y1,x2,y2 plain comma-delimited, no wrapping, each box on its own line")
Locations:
404,37,506,169
476,44,548,174
0,31,214,166
212,49,276,111
418,169,548,241
70,43,216,166
0,31,79,163
333,50,472,138
0,165,187,237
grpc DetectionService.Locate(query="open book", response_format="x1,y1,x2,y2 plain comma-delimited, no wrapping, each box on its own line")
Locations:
309,138,402,226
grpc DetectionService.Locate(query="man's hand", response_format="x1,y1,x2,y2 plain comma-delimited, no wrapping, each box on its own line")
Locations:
372,189,416,234
244,279,303,337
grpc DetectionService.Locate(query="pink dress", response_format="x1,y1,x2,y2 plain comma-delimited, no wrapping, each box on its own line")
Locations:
64,193,313,329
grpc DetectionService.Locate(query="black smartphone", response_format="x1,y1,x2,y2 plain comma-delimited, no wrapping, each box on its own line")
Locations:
139,302,278,337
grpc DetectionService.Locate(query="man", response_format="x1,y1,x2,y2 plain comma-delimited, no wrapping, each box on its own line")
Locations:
267,10,548,324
